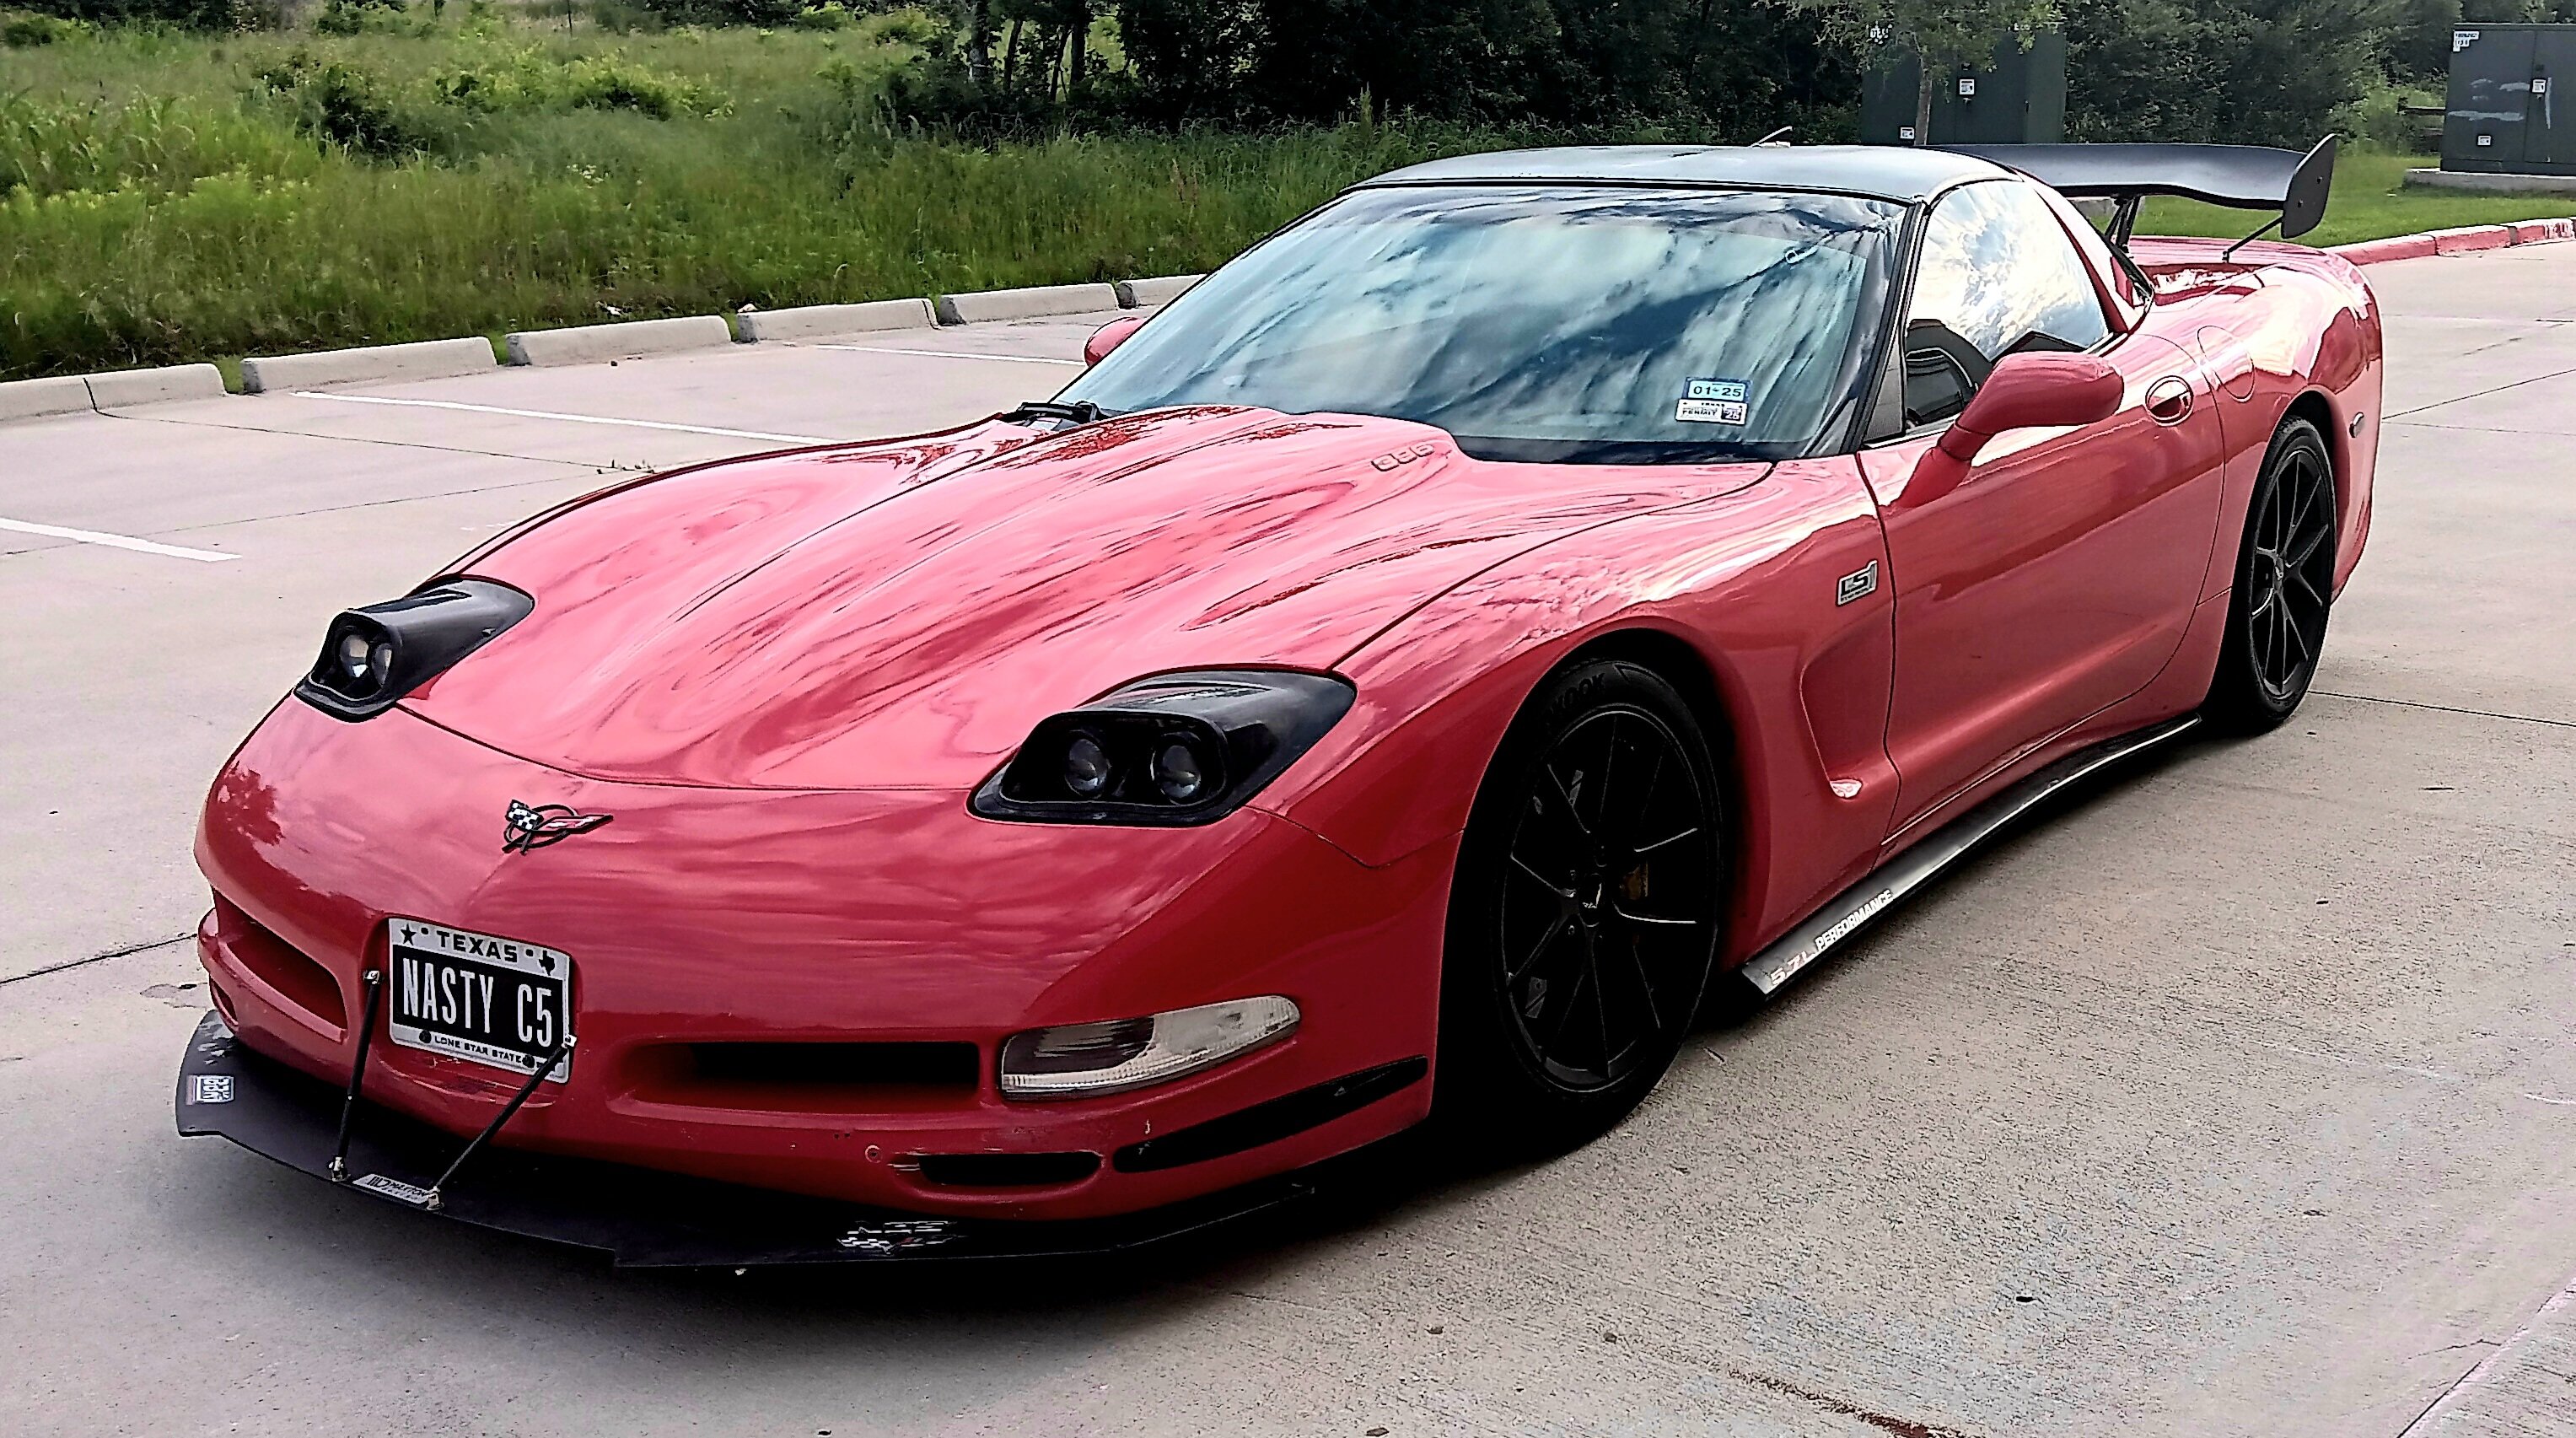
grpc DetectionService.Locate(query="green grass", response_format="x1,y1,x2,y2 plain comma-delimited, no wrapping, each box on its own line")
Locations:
0,10,1476,380
2141,149,2576,247
8,13,2576,382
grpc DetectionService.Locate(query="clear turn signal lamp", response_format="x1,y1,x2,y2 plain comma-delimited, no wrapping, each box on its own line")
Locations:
998,996,1300,1099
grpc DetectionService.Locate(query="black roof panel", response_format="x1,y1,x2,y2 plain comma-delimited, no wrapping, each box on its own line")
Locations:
1355,145,2014,203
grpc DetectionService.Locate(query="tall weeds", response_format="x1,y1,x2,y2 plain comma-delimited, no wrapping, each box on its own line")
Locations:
0,12,1512,379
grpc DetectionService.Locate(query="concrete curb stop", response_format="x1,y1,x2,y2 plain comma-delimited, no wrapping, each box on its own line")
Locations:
240,337,497,393
505,315,734,367
936,283,1121,326
1116,275,1203,308
86,364,229,409
737,299,937,343
0,364,224,420
0,374,97,423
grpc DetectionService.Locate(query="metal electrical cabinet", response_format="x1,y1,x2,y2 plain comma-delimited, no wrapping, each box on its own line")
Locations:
1860,32,2067,147
2444,24,2575,175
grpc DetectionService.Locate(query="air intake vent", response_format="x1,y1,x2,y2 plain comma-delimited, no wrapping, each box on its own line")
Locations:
211,896,347,1031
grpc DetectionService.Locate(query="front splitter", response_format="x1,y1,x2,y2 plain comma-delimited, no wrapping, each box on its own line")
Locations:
174,1011,1311,1267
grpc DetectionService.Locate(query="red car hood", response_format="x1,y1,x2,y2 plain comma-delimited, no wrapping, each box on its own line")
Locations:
410,407,1751,789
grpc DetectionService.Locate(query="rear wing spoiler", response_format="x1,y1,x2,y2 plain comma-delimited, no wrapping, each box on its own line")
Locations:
1945,137,2338,250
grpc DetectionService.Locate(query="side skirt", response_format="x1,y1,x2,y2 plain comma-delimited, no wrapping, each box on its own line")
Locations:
1737,714,2202,994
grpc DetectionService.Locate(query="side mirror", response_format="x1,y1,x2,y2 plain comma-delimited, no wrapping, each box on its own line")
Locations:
1084,315,1145,367
1937,352,2122,463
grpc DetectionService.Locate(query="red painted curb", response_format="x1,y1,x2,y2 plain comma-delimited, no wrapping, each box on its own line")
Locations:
2329,216,2575,266
2330,234,2440,265
2433,224,2515,255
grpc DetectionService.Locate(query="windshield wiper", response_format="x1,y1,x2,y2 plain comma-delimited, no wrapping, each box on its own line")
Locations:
1003,399,1109,426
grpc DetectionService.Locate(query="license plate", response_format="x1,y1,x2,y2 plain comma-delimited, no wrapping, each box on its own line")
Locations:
385,918,573,1082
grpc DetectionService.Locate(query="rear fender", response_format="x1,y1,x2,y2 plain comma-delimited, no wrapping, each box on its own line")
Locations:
2143,240,2382,597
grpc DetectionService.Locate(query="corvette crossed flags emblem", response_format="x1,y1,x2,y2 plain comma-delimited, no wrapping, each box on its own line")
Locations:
501,799,613,854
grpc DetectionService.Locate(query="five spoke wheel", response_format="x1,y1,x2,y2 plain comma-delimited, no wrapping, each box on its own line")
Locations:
1437,657,1725,1150
2244,435,2335,705
1501,708,1716,1090
2207,415,2337,732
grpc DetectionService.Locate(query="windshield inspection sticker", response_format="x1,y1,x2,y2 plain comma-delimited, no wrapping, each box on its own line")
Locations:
1677,377,1750,425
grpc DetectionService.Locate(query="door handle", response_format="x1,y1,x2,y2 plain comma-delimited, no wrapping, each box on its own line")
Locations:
2147,376,2194,425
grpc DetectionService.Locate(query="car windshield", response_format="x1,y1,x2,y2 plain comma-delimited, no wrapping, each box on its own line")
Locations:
1059,184,1902,464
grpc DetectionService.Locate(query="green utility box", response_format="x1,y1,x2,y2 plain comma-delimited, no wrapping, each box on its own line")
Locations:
1860,32,2067,147
2444,24,2576,176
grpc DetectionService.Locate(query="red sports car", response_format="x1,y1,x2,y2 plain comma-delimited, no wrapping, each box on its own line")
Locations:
180,141,2379,1263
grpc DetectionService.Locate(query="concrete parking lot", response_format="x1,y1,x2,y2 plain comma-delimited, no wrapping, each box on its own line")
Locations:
3,245,2573,1437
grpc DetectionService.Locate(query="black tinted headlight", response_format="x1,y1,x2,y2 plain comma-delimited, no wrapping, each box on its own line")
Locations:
971,670,1355,826
293,577,534,721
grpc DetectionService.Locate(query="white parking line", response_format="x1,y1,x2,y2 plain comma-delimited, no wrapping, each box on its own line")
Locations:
291,392,833,444
0,517,240,562
815,345,1085,367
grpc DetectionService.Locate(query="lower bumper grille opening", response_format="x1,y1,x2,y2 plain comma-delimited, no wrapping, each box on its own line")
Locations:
631,1041,986,1114
1114,1057,1428,1173
688,1042,980,1089
212,897,347,1032
917,1151,1102,1188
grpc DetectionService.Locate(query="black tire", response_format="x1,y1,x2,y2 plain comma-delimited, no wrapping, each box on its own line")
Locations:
1433,657,1726,1155
2204,416,2337,735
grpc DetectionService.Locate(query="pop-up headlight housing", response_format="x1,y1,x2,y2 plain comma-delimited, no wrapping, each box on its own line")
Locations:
971,669,1355,827
294,577,534,721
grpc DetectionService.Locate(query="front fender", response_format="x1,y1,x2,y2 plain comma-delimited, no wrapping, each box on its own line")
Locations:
1257,458,1900,969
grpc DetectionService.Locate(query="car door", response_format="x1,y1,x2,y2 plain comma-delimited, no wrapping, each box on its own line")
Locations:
1858,180,2225,837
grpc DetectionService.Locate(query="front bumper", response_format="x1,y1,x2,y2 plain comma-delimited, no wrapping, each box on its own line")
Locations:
176,1010,1420,1266
195,702,1450,1221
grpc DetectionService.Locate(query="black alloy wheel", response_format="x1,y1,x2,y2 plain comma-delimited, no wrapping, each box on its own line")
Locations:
1436,658,1725,1151
2208,416,2337,732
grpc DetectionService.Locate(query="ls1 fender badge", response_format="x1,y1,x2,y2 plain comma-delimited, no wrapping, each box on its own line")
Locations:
1837,560,1880,606
502,799,613,854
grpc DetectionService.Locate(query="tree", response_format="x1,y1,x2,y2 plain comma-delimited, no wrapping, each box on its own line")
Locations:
898,0,1855,136
1111,0,1271,118
960,0,994,88
1106,0,1855,132
2060,0,2407,146
1782,0,2059,143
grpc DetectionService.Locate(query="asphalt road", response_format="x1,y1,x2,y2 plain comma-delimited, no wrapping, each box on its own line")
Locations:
4,248,2573,1438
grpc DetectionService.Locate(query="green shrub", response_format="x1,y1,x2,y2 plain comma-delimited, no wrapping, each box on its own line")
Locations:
625,0,799,25
429,46,731,117
788,1,853,27
2,9,88,42
587,0,662,30
2333,75,2424,152
311,0,436,35
14,0,277,29
856,4,936,45
255,51,454,157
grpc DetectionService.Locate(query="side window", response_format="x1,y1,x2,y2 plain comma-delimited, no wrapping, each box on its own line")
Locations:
1901,181,2113,428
